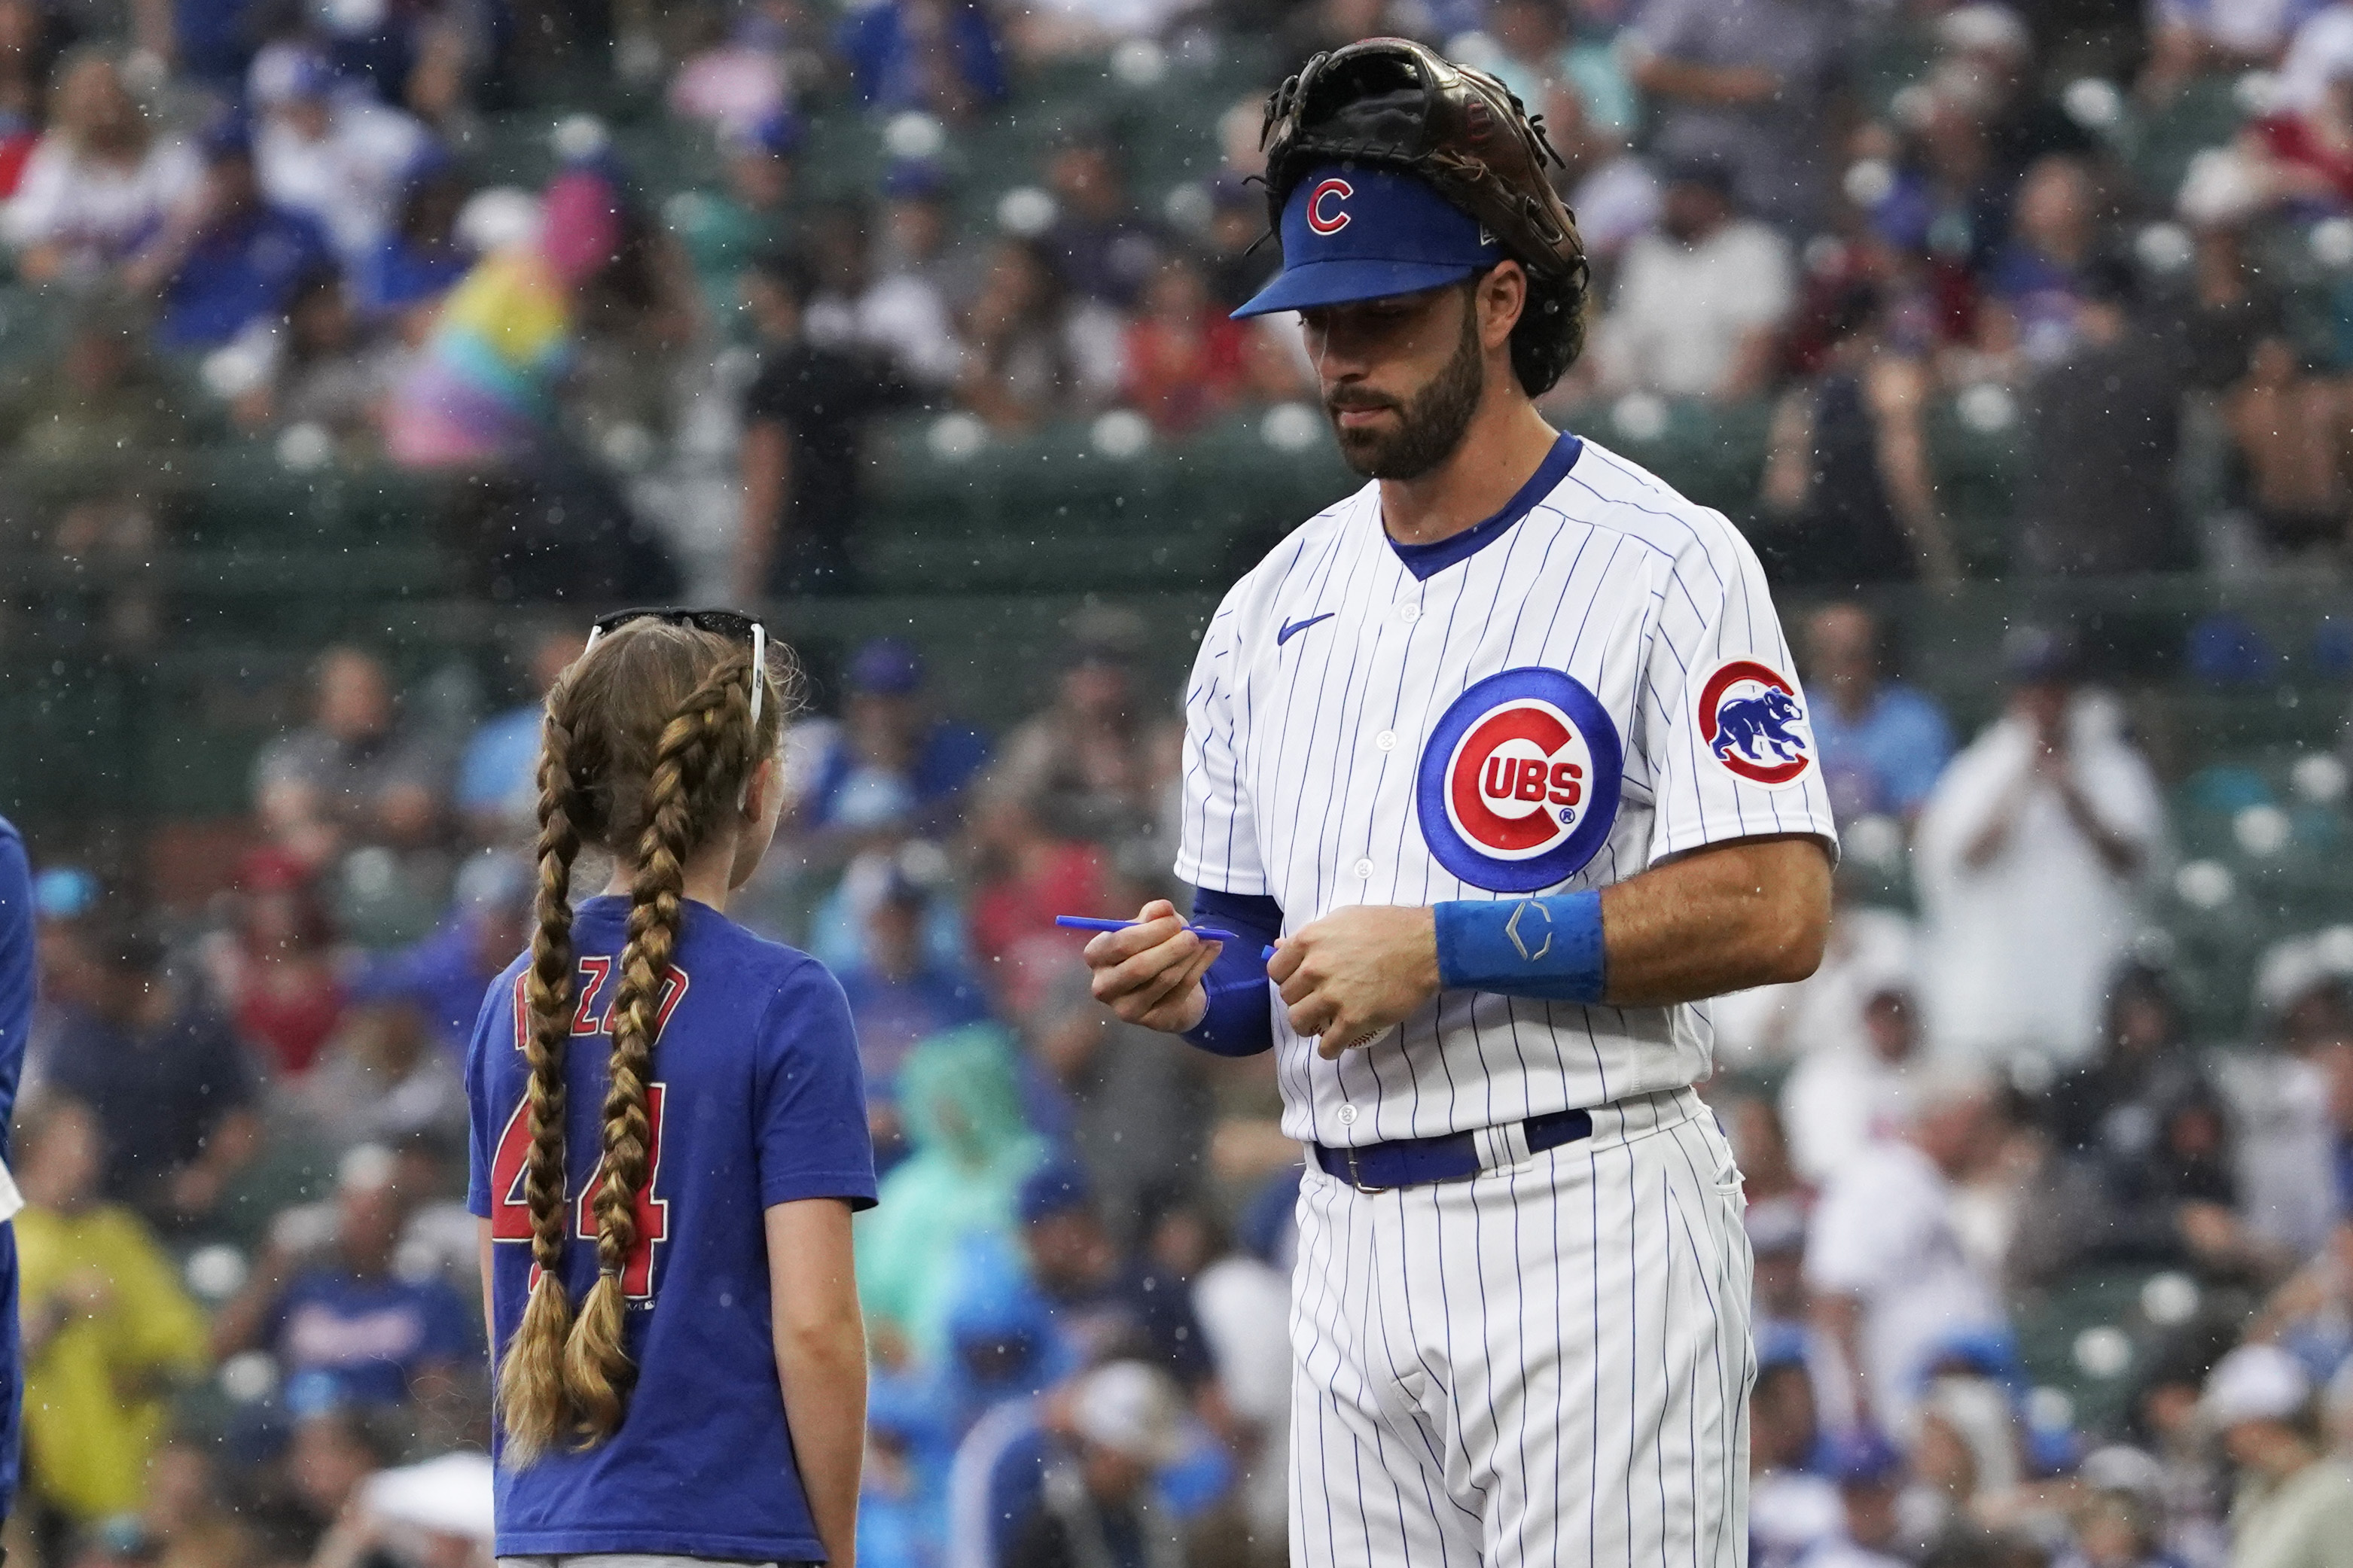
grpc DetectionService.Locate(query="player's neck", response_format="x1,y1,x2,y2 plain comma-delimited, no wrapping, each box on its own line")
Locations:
1377,397,1560,547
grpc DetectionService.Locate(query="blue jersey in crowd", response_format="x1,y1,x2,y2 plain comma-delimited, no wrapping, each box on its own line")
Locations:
465,895,877,1561
1806,683,1953,821
270,1268,478,1408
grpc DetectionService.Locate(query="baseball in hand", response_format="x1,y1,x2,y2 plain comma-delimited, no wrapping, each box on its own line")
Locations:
1269,904,1441,1058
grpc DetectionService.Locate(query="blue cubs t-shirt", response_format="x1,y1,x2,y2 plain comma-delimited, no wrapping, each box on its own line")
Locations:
465,896,877,1561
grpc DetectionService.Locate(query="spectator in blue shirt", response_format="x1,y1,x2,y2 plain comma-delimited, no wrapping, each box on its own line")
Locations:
131,115,336,351
1015,1162,1212,1392
211,1152,476,1408
453,627,581,843
837,0,1007,117
836,865,989,1168
346,853,534,1053
46,921,261,1232
352,155,472,325
788,636,990,848
1801,601,1955,824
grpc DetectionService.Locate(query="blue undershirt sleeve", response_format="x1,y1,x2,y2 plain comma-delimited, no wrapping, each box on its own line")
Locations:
1181,888,1282,1058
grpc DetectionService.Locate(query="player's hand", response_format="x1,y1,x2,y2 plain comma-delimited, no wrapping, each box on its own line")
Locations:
1084,899,1223,1034
1269,905,1440,1059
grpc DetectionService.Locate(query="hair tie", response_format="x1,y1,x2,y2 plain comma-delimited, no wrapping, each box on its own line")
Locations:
599,1267,622,1279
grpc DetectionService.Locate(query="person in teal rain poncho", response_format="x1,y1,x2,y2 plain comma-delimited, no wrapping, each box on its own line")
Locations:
857,1022,1047,1365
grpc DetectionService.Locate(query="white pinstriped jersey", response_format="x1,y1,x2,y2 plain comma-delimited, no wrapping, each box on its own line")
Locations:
1175,434,1839,1147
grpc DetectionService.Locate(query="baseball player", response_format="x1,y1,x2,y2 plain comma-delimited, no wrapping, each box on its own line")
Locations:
1083,41,1838,1568
465,610,874,1566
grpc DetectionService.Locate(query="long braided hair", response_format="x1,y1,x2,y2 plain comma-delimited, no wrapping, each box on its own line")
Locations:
497,619,789,1462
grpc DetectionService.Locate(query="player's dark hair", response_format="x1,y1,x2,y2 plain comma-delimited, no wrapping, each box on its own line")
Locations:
499,620,791,1463
1506,260,1584,398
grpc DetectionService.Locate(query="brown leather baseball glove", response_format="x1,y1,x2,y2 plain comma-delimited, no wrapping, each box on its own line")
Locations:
1259,37,1590,300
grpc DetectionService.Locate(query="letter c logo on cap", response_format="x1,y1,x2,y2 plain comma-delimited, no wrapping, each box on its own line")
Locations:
1306,178,1352,235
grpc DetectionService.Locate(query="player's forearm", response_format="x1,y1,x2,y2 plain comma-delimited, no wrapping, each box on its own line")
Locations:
1597,835,1830,1007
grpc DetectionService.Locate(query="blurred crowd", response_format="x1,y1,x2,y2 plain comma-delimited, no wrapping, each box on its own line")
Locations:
10,1,2353,1567
20,580,2353,1568
0,0,2347,607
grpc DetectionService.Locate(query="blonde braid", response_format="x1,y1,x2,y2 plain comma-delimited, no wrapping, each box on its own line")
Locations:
496,695,587,1463
563,651,760,1441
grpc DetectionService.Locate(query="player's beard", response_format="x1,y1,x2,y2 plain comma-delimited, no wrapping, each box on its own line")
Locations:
1327,300,1486,480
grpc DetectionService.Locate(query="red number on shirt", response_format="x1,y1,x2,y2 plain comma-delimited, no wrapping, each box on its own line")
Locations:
489,964,689,1301
575,1082,669,1299
487,1082,672,1300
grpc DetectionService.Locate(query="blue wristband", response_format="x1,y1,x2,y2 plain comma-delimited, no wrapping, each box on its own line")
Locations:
1433,890,1607,1003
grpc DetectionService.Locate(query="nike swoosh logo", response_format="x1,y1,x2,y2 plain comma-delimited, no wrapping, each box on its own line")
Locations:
1277,613,1335,646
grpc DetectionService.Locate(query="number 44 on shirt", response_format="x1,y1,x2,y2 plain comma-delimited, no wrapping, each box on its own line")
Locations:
486,961,686,1301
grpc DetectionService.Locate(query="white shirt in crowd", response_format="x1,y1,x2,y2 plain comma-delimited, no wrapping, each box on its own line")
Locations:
256,96,431,260
1568,155,1663,260
1713,905,1916,1068
2215,1047,2340,1259
1912,692,2166,1071
1191,1254,1292,1540
2157,0,2333,61
2278,3,2353,110
1781,1043,1919,1186
1751,1469,1843,1568
853,272,967,388
1592,218,1793,397
1806,1139,2008,1434
0,135,200,272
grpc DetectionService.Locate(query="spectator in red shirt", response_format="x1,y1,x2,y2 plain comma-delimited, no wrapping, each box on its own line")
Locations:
1120,255,1248,437
2248,59,2353,206
968,801,1111,1024
200,848,343,1078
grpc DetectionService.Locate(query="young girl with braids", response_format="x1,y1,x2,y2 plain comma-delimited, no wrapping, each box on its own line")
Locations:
465,610,875,1567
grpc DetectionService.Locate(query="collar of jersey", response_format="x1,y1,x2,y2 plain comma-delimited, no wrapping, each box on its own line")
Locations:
1384,433,1582,582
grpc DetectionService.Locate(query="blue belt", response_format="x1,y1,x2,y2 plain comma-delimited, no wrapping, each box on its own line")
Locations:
1312,1107,1595,1193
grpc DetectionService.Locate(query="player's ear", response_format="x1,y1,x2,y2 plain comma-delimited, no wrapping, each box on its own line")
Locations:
1477,261,1527,351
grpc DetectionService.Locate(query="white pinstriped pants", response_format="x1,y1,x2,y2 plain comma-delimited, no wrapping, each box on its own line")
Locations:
1288,1088,1756,1568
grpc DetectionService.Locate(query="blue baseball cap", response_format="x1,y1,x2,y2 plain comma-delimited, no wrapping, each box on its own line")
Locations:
1232,163,1504,319
724,108,803,160
33,866,96,919
849,635,924,695
1016,1159,1096,1225
1827,1426,1905,1486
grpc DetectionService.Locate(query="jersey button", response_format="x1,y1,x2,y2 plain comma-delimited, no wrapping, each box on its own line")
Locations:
1397,601,1422,623
1337,1104,1359,1126
1352,857,1374,880
1375,730,1397,751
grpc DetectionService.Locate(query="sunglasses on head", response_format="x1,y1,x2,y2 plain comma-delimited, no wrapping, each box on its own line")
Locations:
584,607,770,724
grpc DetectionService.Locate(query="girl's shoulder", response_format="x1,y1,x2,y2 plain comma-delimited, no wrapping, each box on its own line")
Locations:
681,909,853,1034
685,903,826,984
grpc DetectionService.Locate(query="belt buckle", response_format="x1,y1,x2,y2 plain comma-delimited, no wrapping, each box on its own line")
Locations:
1342,1145,1389,1195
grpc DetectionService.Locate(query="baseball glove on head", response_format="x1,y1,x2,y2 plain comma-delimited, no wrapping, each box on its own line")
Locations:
1260,38,1591,364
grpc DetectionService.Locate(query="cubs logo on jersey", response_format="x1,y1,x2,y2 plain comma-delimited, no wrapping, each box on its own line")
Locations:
1416,667,1623,893
1698,657,1815,787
